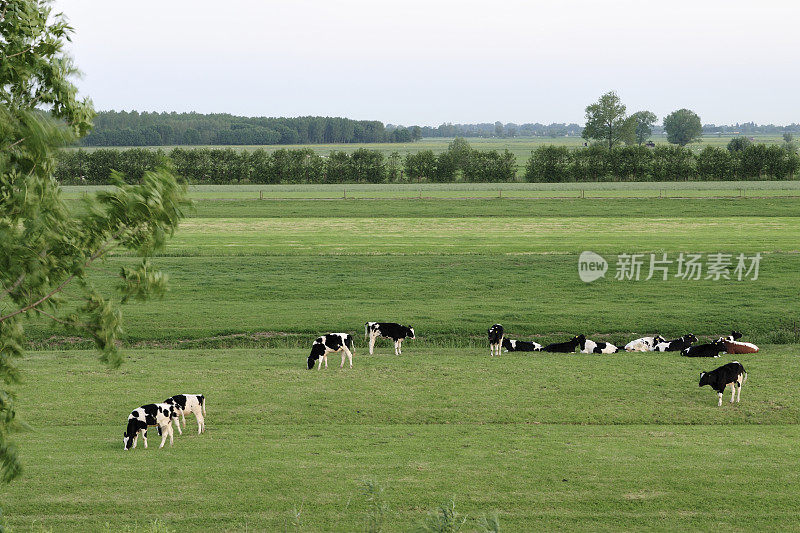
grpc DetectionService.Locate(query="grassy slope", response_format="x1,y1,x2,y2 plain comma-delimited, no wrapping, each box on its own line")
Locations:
4,347,800,531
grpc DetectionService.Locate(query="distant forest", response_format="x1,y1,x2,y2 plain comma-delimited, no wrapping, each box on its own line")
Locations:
78,110,800,147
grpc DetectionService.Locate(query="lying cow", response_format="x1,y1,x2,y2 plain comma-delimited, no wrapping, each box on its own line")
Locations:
123,403,179,450
681,339,726,358
722,331,743,342
307,333,354,370
579,336,619,354
502,338,542,352
164,394,206,434
488,324,504,356
624,335,666,352
699,361,747,406
542,335,582,353
653,334,697,352
365,322,415,355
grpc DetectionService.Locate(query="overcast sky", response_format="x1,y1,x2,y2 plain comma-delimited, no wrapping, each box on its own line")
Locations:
55,0,800,126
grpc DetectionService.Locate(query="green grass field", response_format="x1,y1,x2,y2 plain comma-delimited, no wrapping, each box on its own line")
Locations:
4,185,800,531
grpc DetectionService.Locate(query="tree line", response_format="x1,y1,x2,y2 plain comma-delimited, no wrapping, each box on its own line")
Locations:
55,140,516,184
525,142,800,182
56,138,799,185
80,111,423,146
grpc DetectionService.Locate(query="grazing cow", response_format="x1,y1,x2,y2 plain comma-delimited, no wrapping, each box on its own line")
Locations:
502,338,542,352
364,322,415,355
681,339,726,358
653,334,698,352
164,394,206,434
307,333,354,370
123,403,179,450
624,335,666,352
699,361,747,406
488,324,504,356
579,337,619,354
542,335,582,353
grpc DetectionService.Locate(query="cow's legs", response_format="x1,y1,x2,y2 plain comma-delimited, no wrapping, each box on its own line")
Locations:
132,433,139,449
736,382,742,403
159,424,169,448
195,408,205,433
369,334,377,355
341,346,353,368
730,384,736,403
181,411,187,429
172,415,183,436
142,429,148,449
717,392,723,407
394,339,400,355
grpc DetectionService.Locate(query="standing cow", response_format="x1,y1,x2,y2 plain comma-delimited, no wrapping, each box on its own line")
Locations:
164,394,206,434
488,324,504,356
123,403,179,450
364,322,415,355
307,333,354,370
699,361,747,406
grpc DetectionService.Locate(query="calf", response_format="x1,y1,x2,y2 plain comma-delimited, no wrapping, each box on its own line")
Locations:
164,394,206,434
579,337,619,354
542,335,582,353
487,324,504,356
722,331,743,342
365,322,415,355
653,334,697,352
681,339,726,358
502,338,542,352
307,333,354,370
123,403,179,450
699,361,747,406
624,335,666,352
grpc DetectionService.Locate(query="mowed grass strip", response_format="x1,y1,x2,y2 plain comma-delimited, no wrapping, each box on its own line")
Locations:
5,347,800,531
161,216,800,256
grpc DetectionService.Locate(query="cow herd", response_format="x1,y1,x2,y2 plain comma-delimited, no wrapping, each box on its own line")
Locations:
122,321,759,450
490,325,757,406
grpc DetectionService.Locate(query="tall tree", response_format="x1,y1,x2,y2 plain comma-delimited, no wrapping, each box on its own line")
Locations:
663,108,703,146
628,111,657,145
582,91,628,149
0,0,187,483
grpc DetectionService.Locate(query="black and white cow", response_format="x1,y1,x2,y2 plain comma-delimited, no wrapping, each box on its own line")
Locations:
542,335,582,353
653,334,697,352
307,333,354,370
699,361,747,406
624,335,666,352
365,322,415,355
681,339,726,358
164,394,206,434
579,337,619,354
123,403,179,450
721,331,744,342
502,338,542,352
488,324,504,356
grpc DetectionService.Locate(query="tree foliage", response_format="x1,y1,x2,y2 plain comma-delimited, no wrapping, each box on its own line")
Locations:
663,108,703,146
582,91,628,149
0,0,188,484
628,111,657,145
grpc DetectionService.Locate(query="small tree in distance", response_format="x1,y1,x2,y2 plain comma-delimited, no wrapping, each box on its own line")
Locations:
663,108,703,146
628,111,658,145
582,91,628,150
727,136,752,152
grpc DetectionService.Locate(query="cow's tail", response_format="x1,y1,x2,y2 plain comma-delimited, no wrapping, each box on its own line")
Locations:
199,394,206,416
346,334,354,355
742,371,748,386
365,322,369,341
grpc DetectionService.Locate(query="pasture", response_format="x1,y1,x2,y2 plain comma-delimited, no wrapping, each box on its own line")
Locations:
5,185,800,531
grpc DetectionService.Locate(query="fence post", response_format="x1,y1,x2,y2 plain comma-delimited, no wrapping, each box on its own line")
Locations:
499,189,502,199
259,190,263,200
343,189,346,199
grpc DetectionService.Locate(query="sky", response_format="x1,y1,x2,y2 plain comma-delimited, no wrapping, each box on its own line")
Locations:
54,0,800,126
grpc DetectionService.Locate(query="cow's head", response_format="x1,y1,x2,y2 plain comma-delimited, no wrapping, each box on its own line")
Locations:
407,327,415,339
699,371,709,387
713,339,726,350
684,334,698,344
307,342,324,370
731,330,743,341
574,335,585,346
654,335,667,344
